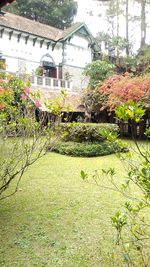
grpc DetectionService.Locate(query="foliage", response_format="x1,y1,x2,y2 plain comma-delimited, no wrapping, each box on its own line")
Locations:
0,74,54,199
82,60,115,118
111,36,130,51
45,89,70,117
35,66,44,76
57,122,119,142
115,101,146,123
51,122,124,157
0,60,6,70
5,0,78,29
81,102,150,266
121,56,137,73
84,60,115,88
97,72,150,111
136,45,150,73
96,31,131,53
49,140,124,157
120,45,150,75
81,87,106,113
110,106,150,266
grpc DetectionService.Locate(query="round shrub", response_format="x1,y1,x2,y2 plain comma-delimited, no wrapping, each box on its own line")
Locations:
57,122,119,143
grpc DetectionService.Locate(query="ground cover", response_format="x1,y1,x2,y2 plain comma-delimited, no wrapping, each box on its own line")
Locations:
0,141,149,267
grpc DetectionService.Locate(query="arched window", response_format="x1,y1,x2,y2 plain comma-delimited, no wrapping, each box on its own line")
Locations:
40,54,57,78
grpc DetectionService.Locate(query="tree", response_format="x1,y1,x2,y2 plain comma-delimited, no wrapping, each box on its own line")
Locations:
135,45,150,74
0,73,66,199
96,32,130,57
96,0,132,63
5,0,78,29
84,60,115,88
82,60,115,121
139,0,146,48
125,0,129,56
133,0,150,48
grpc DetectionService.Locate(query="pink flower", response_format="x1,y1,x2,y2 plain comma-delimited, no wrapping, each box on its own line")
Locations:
21,93,27,100
24,87,30,94
35,99,42,108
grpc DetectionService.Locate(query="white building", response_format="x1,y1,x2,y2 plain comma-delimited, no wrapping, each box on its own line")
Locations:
0,10,99,94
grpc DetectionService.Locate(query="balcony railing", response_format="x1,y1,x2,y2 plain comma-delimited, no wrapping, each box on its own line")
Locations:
0,70,73,91
30,76,73,91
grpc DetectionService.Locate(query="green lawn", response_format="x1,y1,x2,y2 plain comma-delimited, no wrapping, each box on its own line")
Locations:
0,142,149,267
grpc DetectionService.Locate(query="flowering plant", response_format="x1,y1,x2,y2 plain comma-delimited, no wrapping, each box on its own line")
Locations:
97,73,150,111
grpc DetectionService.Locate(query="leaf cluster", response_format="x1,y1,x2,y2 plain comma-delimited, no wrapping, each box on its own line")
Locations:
84,60,115,88
57,122,119,142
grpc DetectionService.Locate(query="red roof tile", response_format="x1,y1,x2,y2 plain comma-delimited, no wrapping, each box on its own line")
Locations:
31,88,84,112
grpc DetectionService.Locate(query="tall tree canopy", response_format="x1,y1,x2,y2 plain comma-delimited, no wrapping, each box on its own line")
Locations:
96,0,150,53
5,0,78,29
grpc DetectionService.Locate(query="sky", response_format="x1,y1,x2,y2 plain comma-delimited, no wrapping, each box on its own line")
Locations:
74,0,150,52
74,0,106,36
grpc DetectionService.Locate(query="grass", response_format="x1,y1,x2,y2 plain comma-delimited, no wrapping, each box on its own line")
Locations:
0,141,149,267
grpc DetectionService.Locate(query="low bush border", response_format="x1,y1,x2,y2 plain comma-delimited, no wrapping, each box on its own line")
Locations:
49,140,126,157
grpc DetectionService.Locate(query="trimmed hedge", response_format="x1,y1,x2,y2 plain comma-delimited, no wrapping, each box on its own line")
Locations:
49,123,125,157
49,141,125,157
57,122,119,142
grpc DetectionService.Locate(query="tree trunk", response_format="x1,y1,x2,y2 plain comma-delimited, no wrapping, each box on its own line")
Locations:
116,0,120,66
125,0,129,56
140,0,146,48
85,107,92,122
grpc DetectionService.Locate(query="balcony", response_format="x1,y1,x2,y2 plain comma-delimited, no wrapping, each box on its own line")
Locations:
30,76,73,91
0,69,74,92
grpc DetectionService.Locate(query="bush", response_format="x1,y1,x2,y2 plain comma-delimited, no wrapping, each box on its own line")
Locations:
49,141,124,157
57,123,119,143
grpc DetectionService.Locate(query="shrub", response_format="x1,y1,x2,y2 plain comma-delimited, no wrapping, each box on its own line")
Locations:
49,140,126,157
57,122,119,143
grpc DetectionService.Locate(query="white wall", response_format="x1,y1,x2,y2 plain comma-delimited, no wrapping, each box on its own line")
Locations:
0,27,92,82
0,29,62,74
64,32,92,67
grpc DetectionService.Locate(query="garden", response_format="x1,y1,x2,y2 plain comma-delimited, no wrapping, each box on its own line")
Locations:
0,66,150,267
1,24,150,266
0,0,150,266
0,141,148,267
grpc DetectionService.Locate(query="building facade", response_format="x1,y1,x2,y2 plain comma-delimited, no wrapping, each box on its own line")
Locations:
0,11,98,92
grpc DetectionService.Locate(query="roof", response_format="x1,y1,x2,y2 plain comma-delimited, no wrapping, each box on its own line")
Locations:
0,11,91,42
0,0,15,8
30,88,84,112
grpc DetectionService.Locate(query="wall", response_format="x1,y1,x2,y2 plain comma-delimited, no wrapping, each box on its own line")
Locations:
62,65,89,91
64,32,92,68
0,28,62,74
0,27,91,91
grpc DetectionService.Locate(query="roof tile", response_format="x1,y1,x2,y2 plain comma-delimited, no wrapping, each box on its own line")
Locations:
0,11,83,41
